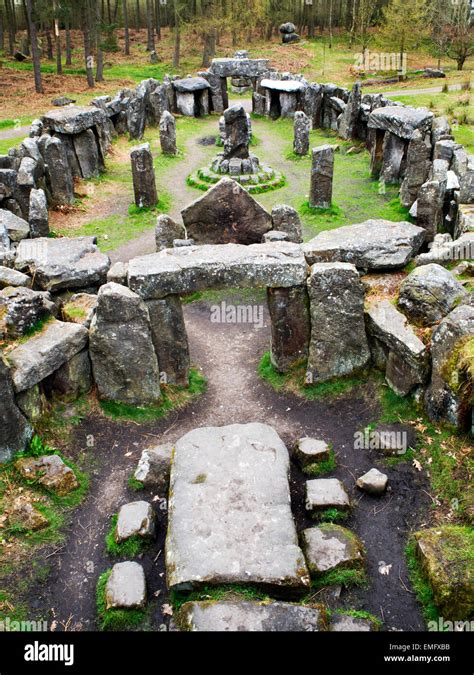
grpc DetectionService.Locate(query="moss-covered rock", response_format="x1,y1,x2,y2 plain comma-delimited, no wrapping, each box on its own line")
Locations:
415,525,474,621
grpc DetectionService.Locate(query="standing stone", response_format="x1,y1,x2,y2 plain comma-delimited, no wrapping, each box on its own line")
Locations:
304,83,323,129
130,143,158,209
43,136,74,205
127,90,147,140
73,129,100,179
223,104,250,159
89,283,161,406
415,180,446,242
28,188,49,238
146,295,190,386
155,215,185,251
309,145,334,209
400,130,432,208
267,286,310,373
270,205,303,244
293,111,310,156
307,263,370,383
0,357,32,463
159,111,177,156
338,82,361,140
149,84,171,123
381,132,407,184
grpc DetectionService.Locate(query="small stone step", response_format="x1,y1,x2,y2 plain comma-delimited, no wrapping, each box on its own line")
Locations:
295,438,330,469
105,562,146,610
356,468,388,496
305,478,350,515
301,524,364,574
330,613,378,631
134,443,172,492
115,501,155,543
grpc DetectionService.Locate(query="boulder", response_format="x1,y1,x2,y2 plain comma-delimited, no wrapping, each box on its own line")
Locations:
424,305,474,430
15,384,48,422
15,454,79,495
0,287,53,339
7,320,88,393
155,215,185,251
0,357,32,463
115,501,155,543
305,478,351,515
380,131,407,184
309,145,334,209
304,83,323,129
128,242,307,300
177,601,325,632
181,178,272,245
130,143,158,209
0,169,18,199
293,111,310,156
105,561,146,610
398,264,468,327
127,91,147,141
134,443,172,492
166,423,310,592
301,524,364,574
107,262,128,286
159,111,177,156
356,468,388,496
146,296,190,386
28,188,49,238
7,495,49,531
0,209,30,242
0,266,30,289
414,180,445,242
15,236,110,292
304,219,425,271
89,283,161,406
307,263,370,383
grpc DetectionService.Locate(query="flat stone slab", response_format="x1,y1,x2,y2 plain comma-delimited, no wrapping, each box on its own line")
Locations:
303,219,425,270
305,478,351,515
7,319,88,392
301,524,364,574
0,266,30,289
295,438,330,469
41,105,106,134
116,501,155,543
260,79,306,93
0,209,30,242
330,614,377,631
177,601,324,631
128,242,307,299
210,58,269,78
15,237,110,292
173,77,210,93
368,106,434,140
105,561,147,610
166,423,310,592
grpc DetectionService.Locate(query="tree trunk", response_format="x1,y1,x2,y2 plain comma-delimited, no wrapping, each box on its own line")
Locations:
123,0,130,54
0,8,4,52
45,25,54,59
201,27,216,68
21,0,31,55
4,0,15,55
135,0,140,31
65,21,72,65
83,1,95,88
24,0,43,93
155,0,161,40
96,0,104,81
146,0,155,51
457,56,465,71
53,0,62,74
173,5,180,68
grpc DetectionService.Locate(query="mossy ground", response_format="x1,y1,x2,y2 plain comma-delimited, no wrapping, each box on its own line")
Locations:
105,515,151,559
302,448,337,477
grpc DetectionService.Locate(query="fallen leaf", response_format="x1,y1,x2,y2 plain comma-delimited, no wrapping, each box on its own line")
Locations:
412,459,422,471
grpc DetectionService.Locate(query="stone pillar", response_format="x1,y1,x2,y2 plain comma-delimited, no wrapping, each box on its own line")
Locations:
0,357,32,463
146,295,190,387
159,111,177,156
267,286,310,373
381,132,407,184
73,129,100,179
400,130,432,208
307,263,370,383
369,129,385,177
415,180,446,242
309,145,334,209
293,111,310,156
338,82,361,141
29,188,49,238
304,83,323,129
223,104,250,159
130,143,158,209
43,136,74,205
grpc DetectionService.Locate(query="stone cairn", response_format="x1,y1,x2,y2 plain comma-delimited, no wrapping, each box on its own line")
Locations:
130,143,158,209
279,22,301,44
189,103,283,193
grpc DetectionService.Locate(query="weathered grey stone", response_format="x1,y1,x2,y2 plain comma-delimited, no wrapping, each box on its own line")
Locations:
400,130,432,208
0,357,32,463
115,501,155,543
309,145,334,208
263,231,289,243
134,443,172,492
15,384,48,422
29,119,43,138
267,286,310,373
15,236,110,292
270,206,302,245
293,111,310,156
42,136,75,205
356,468,388,495
155,215,185,251
7,319,88,393
0,287,53,339
0,266,30,289
173,77,210,94
223,104,250,159
368,106,434,141
28,188,49,238
431,116,452,145
424,305,474,431
0,169,18,199
130,143,158,209
89,283,161,406
398,264,468,327
304,219,425,271
159,111,177,156
73,129,100,179
50,349,92,399
302,524,364,574
146,295,190,386
15,454,79,495
210,57,269,79
55,132,81,178
177,601,325,632
323,96,346,130
330,614,378,631
127,91,147,140
338,82,361,140
307,263,370,383
415,180,446,242
128,241,307,300
305,478,351,515
304,83,323,129
41,105,106,135
261,78,306,94
295,438,330,469
0,209,29,242
166,423,310,592
106,261,128,285
62,293,97,328
105,561,147,610
149,84,171,123
181,178,272,245
381,132,407,184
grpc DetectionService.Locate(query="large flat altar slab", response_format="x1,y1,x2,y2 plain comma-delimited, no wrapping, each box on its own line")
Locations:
165,423,310,593
368,106,434,140
210,58,270,78
41,106,107,135
128,242,307,299
260,79,306,93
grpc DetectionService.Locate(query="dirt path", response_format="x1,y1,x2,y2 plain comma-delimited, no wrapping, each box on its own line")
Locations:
0,125,31,141
382,82,474,97
33,296,428,632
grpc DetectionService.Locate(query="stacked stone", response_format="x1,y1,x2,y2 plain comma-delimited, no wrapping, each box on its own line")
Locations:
279,22,300,44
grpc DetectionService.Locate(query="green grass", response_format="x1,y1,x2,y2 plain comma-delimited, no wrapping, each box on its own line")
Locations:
310,567,367,591
315,508,350,523
105,515,151,558
302,449,337,477
332,608,382,629
127,476,145,492
96,570,147,631
100,368,206,422
171,584,271,612
405,539,439,625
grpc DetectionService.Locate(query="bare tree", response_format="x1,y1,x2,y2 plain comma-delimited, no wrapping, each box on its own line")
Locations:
446,0,474,71
24,0,43,93
123,0,130,54
146,0,155,51
82,0,95,88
